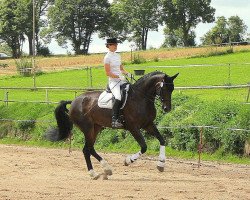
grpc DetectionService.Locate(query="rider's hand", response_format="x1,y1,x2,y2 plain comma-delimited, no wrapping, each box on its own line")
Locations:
126,73,133,79
118,74,126,81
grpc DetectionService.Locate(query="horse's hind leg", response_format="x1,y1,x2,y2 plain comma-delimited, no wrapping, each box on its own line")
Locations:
89,147,113,177
89,125,113,177
83,143,101,180
124,128,147,166
83,124,112,179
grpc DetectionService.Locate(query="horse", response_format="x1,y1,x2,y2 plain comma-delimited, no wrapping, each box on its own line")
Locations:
45,71,179,179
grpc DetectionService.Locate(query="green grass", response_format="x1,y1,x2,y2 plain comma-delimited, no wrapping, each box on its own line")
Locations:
0,51,249,103
1,51,250,88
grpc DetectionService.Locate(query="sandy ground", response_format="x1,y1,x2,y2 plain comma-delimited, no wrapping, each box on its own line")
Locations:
0,144,249,200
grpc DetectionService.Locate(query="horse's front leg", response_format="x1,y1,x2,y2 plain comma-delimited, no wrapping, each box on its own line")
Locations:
124,128,147,166
144,124,166,172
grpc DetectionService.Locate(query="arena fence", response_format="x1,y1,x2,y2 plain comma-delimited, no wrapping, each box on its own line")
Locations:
0,116,249,167
0,84,249,106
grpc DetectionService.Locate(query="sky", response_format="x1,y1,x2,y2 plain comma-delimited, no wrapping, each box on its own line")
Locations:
23,0,250,54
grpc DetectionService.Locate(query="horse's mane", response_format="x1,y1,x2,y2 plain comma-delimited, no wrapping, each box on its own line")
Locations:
133,71,166,87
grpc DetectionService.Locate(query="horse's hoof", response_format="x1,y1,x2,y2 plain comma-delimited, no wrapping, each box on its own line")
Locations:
157,166,164,172
91,173,102,180
103,173,109,180
124,160,129,166
124,156,131,166
104,169,113,176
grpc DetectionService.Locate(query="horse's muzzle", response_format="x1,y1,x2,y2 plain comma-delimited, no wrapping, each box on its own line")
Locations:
163,105,171,113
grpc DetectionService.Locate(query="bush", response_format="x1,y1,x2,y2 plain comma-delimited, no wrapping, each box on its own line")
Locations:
17,120,36,131
0,95,249,156
0,63,9,68
158,94,250,155
15,58,33,76
132,54,146,64
37,46,51,57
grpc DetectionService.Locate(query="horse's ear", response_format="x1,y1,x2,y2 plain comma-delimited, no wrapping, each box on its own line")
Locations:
171,73,179,80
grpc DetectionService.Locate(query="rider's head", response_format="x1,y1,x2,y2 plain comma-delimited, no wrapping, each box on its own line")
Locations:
106,38,119,52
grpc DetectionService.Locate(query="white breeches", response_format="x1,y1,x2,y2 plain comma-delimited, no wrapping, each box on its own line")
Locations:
109,80,125,101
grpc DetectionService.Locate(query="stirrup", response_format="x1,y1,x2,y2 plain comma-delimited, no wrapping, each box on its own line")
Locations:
112,119,123,128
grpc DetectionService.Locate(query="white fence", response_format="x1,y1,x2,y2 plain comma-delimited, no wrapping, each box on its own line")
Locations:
0,84,249,105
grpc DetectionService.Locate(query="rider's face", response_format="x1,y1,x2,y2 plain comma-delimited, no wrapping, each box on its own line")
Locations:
108,43,118,52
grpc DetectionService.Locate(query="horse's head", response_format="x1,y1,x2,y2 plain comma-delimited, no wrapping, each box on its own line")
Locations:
156,73,179,112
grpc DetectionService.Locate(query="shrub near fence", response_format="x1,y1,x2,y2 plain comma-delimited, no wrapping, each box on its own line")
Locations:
0,94,249,157
158,94,250,156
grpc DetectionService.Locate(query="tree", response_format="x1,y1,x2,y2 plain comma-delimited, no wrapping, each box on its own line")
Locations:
201,16,248,45
162,0,215,47
110,0,162,50
0,0,52,57
0,0,27,58
47,0,110,55
23,0,54,56
228,15,247,42
162,26,196,47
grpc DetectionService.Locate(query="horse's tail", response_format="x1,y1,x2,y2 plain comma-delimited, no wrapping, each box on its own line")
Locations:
45,100,73,141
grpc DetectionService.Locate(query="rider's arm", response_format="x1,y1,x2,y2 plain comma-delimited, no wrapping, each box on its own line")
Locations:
120,65,128,75
105,63,119,78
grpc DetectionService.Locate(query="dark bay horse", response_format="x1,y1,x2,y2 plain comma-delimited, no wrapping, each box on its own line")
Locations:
46,71,178,179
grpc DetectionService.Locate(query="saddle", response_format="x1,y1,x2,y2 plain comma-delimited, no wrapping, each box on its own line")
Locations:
98,83,130,109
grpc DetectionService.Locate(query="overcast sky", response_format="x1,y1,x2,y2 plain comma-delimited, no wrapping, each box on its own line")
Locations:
24,0,250,54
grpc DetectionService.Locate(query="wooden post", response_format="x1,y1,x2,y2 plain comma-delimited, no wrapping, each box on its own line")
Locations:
90,67,93,88
45,89,48,103
228,63,231,86
198,126,203,168
86,67,89,88
4,90,9,107
246,83,250,103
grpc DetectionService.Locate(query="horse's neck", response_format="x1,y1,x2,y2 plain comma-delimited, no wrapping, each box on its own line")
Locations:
135,76,159,100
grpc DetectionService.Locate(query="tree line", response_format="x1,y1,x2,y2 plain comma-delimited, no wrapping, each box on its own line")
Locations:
0,0,248,58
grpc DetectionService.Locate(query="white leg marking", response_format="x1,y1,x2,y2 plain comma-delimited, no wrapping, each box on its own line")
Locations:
100,159,112,175
157,145,166,171
89,169,101,180
124,151,141,166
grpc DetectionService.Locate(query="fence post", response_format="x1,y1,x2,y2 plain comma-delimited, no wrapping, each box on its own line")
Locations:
198,126,203,168
86,66,89,88
45,89,49,103
227,63,231,86
90,67,93,88
4,90,9,107
246,83,250,103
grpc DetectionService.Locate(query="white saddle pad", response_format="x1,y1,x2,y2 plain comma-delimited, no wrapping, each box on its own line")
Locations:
98,84,130,109
98,91,114,109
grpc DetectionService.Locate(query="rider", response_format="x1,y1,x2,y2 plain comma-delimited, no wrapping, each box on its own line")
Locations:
104,38,131,128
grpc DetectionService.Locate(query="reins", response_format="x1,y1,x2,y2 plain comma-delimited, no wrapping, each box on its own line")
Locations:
128,74,172,107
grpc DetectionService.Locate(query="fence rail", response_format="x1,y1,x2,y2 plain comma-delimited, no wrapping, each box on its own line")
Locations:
0,84,249,105
0,83,249,91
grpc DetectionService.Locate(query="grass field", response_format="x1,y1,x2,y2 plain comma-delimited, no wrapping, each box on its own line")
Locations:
0,50,249,103
0,45,250,75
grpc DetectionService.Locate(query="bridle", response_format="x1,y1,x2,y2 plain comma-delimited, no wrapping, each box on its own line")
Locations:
127,75,173,107
156,81,174,103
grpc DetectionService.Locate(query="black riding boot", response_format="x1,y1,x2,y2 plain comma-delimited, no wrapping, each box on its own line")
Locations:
112,99,123,128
